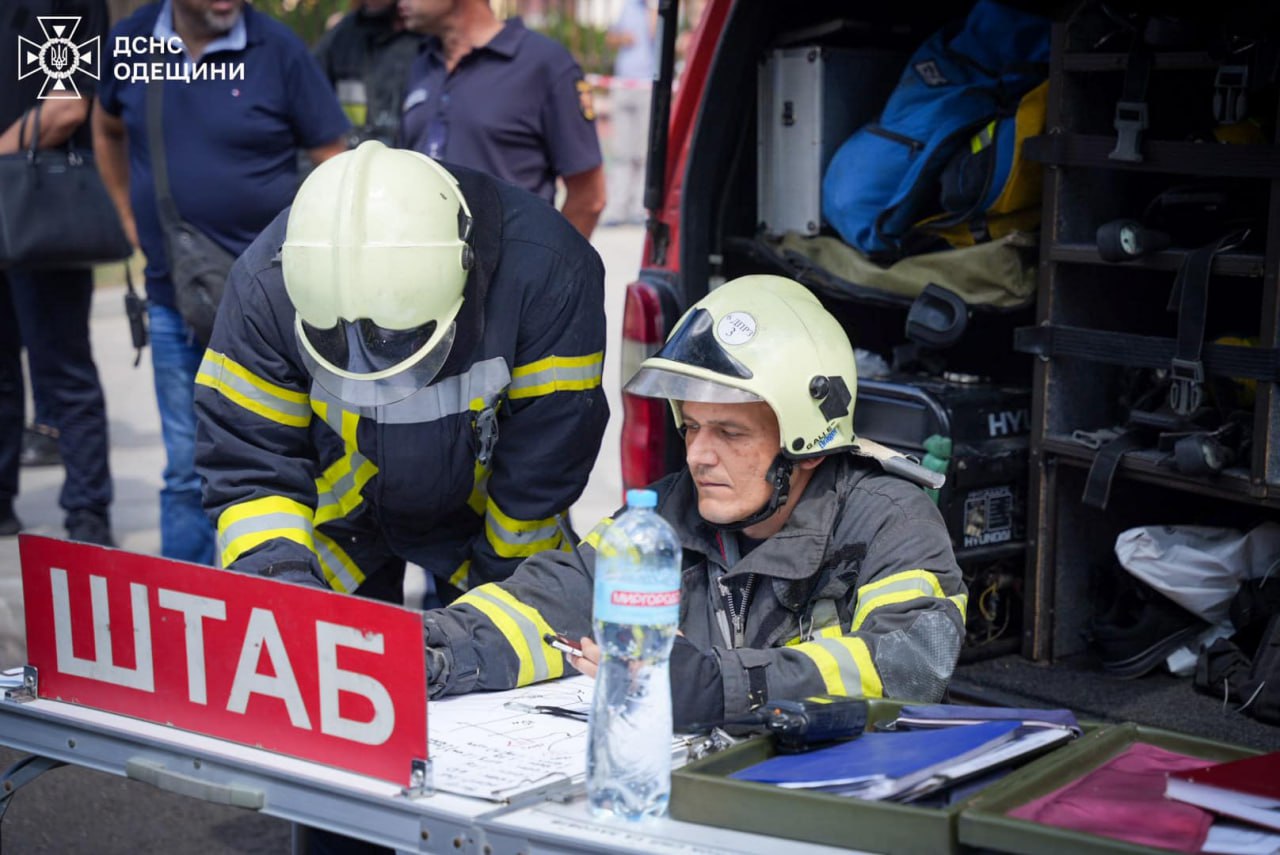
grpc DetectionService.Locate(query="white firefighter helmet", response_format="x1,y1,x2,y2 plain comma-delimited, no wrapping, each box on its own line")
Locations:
626,274,859,458
282,140,472,407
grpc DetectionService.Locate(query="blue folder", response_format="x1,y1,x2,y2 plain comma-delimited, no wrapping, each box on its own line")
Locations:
729,719,1023,788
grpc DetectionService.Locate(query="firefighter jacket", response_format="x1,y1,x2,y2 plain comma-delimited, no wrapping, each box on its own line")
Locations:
194,165,608,600
424,454,969,717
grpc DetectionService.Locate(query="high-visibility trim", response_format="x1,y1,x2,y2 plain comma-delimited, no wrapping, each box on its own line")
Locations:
455,584,563,685
971,120,996,154
197,351,311,428
449,560,471,592
467,460,491,516
314,529,365,593
509,353,603,400
217,496,314,567
484,499,563,558
851,569,947,631
314,450,377,526
792,636,883,698
949,593,969,622
309,357,510,424
582,518,614,551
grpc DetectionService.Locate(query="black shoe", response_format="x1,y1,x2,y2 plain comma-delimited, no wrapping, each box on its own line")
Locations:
20,424,61,468
67,510,115,547
1091,575,1208,679
0,500,21,537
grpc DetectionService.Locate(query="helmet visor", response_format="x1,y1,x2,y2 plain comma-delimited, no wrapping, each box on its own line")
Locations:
301,318,439,376
297,317,456,407
652,308,753,380
625,367,763,404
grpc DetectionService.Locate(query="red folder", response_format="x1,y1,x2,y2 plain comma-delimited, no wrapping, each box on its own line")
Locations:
1165,751,1280,832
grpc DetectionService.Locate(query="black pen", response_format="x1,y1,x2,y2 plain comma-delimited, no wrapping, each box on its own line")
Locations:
543,632,585,659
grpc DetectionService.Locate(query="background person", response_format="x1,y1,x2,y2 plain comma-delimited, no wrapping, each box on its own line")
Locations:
601,0,655,226
195,142,608,607
0,0,117,545
397,0,607,238
421,275,968,728
94,0,349,565
313,0,422,147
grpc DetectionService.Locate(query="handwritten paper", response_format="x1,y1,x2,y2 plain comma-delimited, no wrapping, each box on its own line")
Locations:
427,676,595,802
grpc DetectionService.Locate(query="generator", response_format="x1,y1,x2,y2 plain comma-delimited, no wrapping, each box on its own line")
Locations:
854,374,1031,658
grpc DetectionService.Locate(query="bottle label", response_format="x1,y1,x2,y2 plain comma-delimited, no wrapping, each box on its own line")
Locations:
595,582,680,625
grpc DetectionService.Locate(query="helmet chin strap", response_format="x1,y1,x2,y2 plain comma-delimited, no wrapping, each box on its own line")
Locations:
718,454,793,532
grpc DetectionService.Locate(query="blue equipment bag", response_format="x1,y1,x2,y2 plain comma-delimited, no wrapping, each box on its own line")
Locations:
821,0,1051,260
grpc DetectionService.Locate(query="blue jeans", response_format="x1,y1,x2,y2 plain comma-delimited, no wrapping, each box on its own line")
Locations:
148,303,216,565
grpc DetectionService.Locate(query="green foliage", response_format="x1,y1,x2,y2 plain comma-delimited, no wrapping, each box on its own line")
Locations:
253,0,350,49
532,13,616,77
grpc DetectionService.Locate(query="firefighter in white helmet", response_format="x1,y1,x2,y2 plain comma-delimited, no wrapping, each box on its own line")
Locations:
194,141,608,604
422,275,967,728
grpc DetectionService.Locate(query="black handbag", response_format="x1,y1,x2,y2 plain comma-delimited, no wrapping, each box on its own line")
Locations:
0,104,133,269
147,81,235,347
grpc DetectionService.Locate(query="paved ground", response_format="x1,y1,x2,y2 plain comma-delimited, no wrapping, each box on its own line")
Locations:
0,224,640,853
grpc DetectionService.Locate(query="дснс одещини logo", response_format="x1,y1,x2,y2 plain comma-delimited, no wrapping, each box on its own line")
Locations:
17,16,101,100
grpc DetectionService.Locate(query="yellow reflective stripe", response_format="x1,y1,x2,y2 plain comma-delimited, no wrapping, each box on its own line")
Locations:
454,585,563,685
484,499,563,558
792,636,883,698
314,529,365,593
950,593,969,622
971,121,996,154
509,353,603,400
792,640,846,695
839,636,883,698
467,460,491,516
340,409,359,446
314,452,377,526
196,351,311,428
449,560,471,591
217,496,314,567
582,518,613,551
851,569,946,631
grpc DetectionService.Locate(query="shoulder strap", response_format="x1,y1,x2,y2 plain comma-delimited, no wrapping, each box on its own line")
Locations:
145,81,182,229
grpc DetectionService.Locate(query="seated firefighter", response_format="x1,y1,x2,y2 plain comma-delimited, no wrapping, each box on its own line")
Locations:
423,275,968,727
194,141,608,603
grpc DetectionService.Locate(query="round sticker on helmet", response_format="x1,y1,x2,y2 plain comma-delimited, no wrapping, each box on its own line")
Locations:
717,312,756,345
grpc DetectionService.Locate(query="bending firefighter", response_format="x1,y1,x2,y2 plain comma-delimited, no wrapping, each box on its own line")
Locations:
194,142,608,603
424,275,968,726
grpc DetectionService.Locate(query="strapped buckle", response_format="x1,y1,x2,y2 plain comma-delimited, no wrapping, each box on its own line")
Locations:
1213,65,1249,124
1167,357,1204,416
473,406,499,467
1109,101,1148,162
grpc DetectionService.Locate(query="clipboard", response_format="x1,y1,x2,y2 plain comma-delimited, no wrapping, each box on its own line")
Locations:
427,675,693,804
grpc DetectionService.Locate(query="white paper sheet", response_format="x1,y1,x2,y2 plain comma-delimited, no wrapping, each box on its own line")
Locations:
427,676,596,802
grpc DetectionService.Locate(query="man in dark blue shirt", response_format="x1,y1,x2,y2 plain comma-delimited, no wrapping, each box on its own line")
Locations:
94,0,348,566
399,0,606,238
0,0,116,546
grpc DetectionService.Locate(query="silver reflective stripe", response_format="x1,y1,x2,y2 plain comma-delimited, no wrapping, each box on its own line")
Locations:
219,510,313,552
315,449,375,520
808,636,868,692
198,353,311,426
466,587,555,682
510,357,602,397
309,357,510,425
314,534,362,593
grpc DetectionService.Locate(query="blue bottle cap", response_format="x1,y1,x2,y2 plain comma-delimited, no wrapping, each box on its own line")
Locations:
626,489,658,509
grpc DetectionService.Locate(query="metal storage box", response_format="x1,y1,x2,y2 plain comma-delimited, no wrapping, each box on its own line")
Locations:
757,46,904,238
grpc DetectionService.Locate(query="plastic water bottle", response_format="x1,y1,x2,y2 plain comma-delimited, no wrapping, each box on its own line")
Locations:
587,488,681,820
